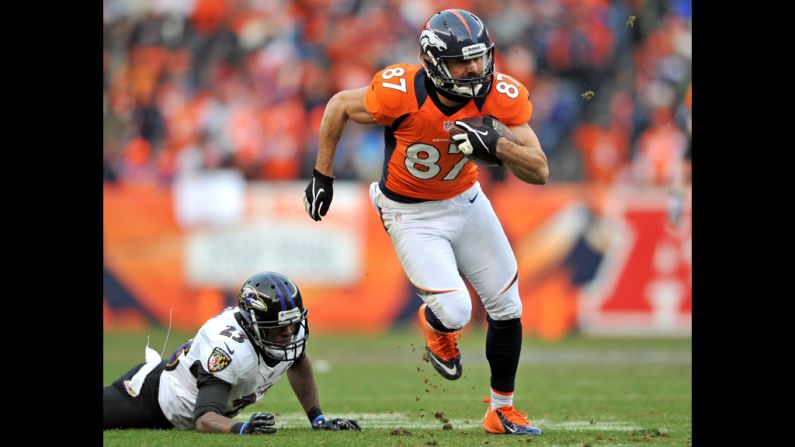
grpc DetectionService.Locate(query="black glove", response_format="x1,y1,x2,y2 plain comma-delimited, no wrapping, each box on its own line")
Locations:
303,169,334,221
312,415,362,431
235,412,277,435
452,116,501,159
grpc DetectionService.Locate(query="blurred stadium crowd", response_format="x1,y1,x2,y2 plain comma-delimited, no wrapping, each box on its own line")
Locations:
103,0,691,187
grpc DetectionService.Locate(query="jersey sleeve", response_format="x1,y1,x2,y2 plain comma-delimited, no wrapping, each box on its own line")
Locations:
187,319,253,386
364,64,418,126
486,73,533,127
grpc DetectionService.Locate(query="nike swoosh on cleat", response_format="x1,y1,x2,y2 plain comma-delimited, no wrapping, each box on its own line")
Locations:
497,411,518,433
429,353,459,376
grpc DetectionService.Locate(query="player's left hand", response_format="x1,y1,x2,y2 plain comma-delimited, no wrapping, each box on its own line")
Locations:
312,415,362,431
452,118,501,158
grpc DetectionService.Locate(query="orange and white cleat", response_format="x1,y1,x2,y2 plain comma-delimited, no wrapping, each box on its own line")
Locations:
482,398,543,435
418,303,462,380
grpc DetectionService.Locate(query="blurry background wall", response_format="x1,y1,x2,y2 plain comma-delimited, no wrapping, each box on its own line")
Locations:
103,0,691,340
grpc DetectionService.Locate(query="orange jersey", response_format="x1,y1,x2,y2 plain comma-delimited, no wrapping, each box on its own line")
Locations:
364,64,533,202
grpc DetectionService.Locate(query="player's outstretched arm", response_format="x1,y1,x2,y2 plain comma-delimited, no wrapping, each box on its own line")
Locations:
195,411,238,433
315,87,376,176
287,354,321,417
497,123,549,185
195,411,276,435
304,87,375,221
287,355,361,431
192,376,277,434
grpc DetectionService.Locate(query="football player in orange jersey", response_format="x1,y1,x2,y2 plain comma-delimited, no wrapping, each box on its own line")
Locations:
303,9,547,435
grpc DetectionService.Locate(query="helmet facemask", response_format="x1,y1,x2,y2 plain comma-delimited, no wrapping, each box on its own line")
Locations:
244,306,309,362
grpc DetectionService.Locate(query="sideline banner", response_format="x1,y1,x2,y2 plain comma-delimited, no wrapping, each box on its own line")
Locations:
104,181,690,338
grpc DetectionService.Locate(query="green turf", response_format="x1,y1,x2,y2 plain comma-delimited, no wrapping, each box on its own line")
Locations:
104,326,691,446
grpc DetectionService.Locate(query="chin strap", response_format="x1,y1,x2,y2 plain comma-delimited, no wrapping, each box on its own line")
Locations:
434,80,490,102
435,85,471,102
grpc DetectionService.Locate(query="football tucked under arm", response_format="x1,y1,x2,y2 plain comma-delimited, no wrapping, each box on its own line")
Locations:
449,115,520,167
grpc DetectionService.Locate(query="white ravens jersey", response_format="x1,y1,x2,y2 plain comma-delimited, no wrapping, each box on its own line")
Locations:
158,307,303,429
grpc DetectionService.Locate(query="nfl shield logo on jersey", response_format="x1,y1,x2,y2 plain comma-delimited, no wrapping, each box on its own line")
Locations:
444,121,453,132
208,347,232,372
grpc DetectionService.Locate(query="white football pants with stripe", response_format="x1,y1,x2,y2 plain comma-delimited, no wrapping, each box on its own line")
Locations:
369,181,521,329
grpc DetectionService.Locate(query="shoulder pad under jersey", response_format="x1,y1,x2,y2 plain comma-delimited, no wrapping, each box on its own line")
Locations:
482,72,533,127
365,64,422,126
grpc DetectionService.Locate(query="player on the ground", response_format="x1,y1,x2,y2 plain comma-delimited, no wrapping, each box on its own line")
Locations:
104,271,361,434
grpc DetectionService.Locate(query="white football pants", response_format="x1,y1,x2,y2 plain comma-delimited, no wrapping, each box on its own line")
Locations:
369,181,521,329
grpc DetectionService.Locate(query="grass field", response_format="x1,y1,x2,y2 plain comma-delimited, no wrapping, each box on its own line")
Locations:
104,326,691,446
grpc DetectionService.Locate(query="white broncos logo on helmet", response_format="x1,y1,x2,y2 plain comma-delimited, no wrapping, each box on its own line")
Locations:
420,30,447,53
